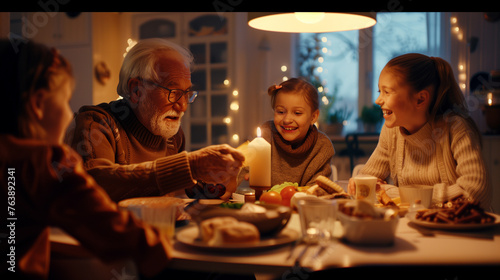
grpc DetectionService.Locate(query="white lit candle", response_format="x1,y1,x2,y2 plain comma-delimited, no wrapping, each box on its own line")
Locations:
248,127,271,191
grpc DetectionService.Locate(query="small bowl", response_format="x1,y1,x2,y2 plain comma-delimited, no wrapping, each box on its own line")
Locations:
399,185,434,208
191,203,292,236
337,200,399,246
118,196,185,219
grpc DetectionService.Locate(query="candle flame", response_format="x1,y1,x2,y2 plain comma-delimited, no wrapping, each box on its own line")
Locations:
256,127,261,137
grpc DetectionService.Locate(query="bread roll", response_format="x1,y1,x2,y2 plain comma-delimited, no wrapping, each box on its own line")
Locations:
200,217,239,242
200,217,260,245
209,221,260,246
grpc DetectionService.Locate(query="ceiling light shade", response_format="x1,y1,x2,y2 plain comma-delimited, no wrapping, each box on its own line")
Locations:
248,12,376,33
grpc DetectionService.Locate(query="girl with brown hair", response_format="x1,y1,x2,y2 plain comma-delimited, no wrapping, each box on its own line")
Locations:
348,53,491,209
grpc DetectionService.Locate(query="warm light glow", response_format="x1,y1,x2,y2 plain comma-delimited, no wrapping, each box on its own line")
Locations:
123,38,137,57
282,76,288,81
321,36,328,42
230,101,239,111
232,134,239,141
232,90,239,96
256,127,261,137
459,73,467,81
294,12,325,24
459,64,464,71
322,47,328,53
281,65,287,72
223,117,231,124
248,12,377,33
224,79,230,86
318,86,324,93
454,27,460,33
318,57,324,63
317,67,323,73
321,95,329,105
451,17,457,24
488,92,493,106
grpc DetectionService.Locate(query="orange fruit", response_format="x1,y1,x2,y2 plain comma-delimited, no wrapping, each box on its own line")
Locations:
259,191,282,205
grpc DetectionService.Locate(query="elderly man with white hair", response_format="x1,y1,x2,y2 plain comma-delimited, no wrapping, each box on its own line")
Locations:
67,38,244,202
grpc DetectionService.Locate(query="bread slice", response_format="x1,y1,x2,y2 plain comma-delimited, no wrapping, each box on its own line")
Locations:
315,175,346,194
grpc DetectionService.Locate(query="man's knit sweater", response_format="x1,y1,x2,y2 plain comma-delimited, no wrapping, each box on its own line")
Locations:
261,120,335,186
68,100,196,202
360,116,491,209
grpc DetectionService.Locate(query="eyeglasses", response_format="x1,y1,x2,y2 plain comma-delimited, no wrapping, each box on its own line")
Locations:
143,80,198,104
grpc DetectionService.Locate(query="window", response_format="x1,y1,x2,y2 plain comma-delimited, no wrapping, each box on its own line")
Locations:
133,13,236,151
298,12,445,134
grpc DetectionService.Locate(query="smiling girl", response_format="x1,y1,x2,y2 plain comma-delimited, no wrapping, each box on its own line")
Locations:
348,53,491,209
260,78,335,186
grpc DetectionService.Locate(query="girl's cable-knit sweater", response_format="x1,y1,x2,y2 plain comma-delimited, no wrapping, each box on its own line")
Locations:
261,120,335,186
360,116,491,209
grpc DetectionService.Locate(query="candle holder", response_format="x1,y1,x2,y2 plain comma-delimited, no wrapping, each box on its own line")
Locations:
250,185,271,201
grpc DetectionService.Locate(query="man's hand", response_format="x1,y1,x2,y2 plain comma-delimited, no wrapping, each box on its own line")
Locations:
187,144,245,186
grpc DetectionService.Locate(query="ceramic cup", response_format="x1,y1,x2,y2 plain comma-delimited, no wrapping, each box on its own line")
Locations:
353,175,378,204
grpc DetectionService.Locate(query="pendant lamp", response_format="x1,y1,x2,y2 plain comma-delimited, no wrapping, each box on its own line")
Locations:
248,12,376,33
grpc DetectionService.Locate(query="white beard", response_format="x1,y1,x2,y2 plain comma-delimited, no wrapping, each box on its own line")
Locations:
138,95,183,141
150,109,183,140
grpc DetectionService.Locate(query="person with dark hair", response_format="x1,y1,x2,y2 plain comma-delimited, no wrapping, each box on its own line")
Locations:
66,38,244,202
348,53,491,209
0,39,172,279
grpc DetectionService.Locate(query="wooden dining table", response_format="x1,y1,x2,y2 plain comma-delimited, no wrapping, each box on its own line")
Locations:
49,209,500,279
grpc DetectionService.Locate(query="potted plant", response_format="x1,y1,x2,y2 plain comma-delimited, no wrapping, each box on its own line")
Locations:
319,95,353,135
360,104,383,132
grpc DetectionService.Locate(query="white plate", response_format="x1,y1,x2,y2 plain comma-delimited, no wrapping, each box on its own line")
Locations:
176,226,300,250
407,212,500,230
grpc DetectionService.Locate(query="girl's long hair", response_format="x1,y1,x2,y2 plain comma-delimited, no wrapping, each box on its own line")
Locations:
385,53,481,144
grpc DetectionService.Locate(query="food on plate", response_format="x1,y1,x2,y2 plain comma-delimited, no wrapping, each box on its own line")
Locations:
185,181,226,199
339,199,383,219
280,186,297,207
200,217,260,245
376,187,397,207
200,217,238,242
290,192,317,209
414,195,495,224
319,193,352,200
303,176,347,197
239,203,267,213
315,175,346,194
338,200,399,245
259,190,282,205
219,202,245,209
305,184,328,196
269,182,298,193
